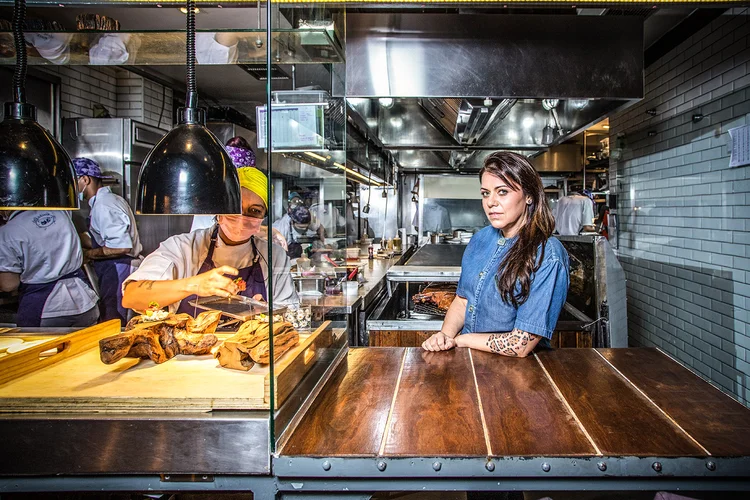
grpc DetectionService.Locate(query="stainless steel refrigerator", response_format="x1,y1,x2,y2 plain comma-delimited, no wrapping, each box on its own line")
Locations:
63,118,193,255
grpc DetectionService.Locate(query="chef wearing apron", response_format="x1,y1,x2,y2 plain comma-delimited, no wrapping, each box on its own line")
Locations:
75,158,142,325
0,210,99,327
272,205,325,259
122,167,298,314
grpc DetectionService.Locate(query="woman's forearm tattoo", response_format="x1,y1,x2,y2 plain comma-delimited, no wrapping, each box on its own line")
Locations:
485,330,537,357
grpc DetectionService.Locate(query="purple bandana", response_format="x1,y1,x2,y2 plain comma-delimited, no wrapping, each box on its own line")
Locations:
225,145,256,168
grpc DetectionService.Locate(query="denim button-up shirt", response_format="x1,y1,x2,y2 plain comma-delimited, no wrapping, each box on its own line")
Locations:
456,225,570,340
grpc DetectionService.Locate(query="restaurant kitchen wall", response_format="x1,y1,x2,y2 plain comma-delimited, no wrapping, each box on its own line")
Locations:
38,65,172,130
610,8,750,406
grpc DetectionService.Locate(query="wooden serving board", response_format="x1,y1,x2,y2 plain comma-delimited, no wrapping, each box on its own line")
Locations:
0,320,333,413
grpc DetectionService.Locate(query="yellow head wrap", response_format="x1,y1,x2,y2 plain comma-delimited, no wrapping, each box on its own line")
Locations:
237,167,268,208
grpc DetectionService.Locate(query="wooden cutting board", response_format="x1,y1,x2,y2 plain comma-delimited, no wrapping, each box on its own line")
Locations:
0,320,334,413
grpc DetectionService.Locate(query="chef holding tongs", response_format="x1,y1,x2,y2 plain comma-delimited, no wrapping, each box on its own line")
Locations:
122,167,298,318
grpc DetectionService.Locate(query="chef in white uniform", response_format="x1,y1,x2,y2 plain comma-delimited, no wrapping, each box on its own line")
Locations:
272,205,325,259
552,191,596,236
0,211,99,327
75,158,142,325
189,137,287,250
122,167,298,315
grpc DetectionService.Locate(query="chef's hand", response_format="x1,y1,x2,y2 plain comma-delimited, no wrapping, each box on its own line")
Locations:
422,331,457,352
186,265,239,298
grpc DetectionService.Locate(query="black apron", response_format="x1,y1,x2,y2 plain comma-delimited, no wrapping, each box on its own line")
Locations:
177,226,267,315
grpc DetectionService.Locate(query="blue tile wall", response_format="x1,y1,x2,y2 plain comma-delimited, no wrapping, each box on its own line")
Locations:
610,9,750,406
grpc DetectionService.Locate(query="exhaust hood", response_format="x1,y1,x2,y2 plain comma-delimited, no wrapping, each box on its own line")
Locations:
345,12,643,173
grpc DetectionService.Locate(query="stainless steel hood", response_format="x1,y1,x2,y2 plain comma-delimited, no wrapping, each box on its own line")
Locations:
345,12,643,173
346,13,643,99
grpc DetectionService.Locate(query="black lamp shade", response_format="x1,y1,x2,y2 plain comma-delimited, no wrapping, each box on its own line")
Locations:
0,103,78,210
136,119,241,215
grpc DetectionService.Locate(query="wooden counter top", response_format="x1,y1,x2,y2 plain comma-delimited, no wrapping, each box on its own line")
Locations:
281,346,750,458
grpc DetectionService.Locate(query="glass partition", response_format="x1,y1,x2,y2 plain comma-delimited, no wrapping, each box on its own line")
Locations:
0,29,343,66
0,2,352,471
264,4,349,449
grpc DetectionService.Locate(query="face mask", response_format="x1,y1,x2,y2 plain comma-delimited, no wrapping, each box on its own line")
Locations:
78,191,85,202
219,215,261,243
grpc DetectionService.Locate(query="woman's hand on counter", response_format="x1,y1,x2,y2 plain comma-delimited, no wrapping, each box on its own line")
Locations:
422,331,457,352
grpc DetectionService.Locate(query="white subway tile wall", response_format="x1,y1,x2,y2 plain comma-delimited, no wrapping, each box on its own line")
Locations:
41,66,172,130
610,9,750,406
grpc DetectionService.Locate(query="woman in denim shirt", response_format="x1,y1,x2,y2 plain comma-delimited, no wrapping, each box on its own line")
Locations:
422,152,569,357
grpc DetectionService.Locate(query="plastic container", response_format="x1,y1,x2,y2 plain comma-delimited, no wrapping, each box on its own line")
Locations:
345,247,361,260
342,281,359,297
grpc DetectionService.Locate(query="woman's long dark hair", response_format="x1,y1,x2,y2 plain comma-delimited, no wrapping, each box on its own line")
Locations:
479,152,555,307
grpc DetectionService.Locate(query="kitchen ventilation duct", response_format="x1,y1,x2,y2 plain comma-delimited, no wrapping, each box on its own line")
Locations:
420,98,517,146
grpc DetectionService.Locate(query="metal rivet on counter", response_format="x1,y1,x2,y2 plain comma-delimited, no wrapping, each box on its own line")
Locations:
377,461,387,471
597,462,607,472
433,462,442,471
541,462,551,473
706,461,716,471
652,462,662,473
485,461,495,472
322,461,331,471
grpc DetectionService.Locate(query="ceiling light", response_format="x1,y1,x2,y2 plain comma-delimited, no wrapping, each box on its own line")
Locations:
304,151,327,162
0,0,77,210
378,98,394,109
569,99,589,110
603,125,610,129
137,0,240,215
180,6,200,14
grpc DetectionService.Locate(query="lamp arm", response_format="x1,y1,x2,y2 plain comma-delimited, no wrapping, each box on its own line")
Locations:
185,0,197,108
12,0,27,104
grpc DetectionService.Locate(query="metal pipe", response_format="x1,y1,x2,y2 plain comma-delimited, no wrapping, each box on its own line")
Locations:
12,0,27,104
185,0,197,109
265,0,275,450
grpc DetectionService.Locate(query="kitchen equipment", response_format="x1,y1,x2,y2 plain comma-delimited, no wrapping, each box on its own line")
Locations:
393,237,402,253
345,247,361,260
293,276,326,297
63,118,191,254
342,281,359,297
188,295,283,321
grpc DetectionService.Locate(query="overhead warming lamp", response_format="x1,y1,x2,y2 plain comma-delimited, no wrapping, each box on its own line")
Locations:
136,0,240,215
0,0,78,210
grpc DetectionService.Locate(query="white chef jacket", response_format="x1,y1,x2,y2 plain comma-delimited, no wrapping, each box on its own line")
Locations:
124,226,299,313
0,211,98,318
310,203,344,237
89,186,143,258
190,215,216,232
272,214,322,244
421,203,452,233
553,194,595,236
196,33,239,64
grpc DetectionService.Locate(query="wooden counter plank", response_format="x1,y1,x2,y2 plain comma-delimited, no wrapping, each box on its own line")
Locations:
281,347,405,457
472,350,595,457
599,348,750,457
382,348,487,457
536,349,705,457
